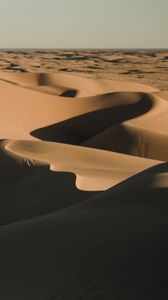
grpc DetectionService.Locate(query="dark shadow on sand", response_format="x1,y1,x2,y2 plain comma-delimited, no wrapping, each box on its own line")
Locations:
31,93,153,144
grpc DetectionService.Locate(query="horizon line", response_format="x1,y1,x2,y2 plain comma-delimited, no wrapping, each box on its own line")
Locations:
0,47,168,51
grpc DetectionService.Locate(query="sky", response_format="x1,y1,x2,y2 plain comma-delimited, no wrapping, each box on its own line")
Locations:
0,0,167,48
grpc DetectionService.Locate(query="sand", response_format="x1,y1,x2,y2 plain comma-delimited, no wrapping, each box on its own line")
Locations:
0,50,168,299
0,49,168,90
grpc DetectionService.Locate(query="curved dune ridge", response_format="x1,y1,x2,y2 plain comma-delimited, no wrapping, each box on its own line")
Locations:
0,72,166,190
0,72,168,299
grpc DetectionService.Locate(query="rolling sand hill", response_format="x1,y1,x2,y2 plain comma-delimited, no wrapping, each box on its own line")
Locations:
0,70,168,299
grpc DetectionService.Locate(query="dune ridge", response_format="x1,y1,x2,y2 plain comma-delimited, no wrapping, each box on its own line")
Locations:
0,72,166,191
0,72,168,299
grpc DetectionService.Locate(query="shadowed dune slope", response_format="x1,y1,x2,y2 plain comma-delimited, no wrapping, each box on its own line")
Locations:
0,72,168,299
0,144,97,226
0,164,168,299
30,92,153,144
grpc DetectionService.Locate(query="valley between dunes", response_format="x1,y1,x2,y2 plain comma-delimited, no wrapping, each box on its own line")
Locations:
0,72,168,299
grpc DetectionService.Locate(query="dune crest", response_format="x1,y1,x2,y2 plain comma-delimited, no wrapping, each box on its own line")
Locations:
5,139,159,191
0,72,167,191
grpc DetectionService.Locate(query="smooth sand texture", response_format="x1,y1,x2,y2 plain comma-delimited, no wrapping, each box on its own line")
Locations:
0,57,168,299
0,72,160,190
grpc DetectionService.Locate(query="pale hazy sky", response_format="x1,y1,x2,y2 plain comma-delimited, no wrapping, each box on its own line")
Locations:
0,0,167,48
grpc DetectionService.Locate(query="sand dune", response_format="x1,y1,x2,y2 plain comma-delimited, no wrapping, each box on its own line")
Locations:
0,71,157,96
0,70,168,299
5,139,159,191
0,163,168,299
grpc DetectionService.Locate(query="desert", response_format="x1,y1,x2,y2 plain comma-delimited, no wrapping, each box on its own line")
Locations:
0,49,168,299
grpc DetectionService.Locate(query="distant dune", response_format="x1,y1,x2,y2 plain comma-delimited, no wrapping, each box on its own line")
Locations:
0,66,168,299
0,49,168,90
